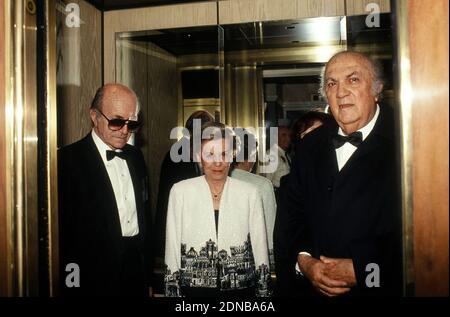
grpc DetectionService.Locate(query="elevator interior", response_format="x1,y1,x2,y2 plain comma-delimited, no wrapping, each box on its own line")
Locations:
2,0,447,298
109,13,394,292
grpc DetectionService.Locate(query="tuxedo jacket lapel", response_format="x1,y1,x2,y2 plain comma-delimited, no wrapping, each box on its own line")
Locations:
337,106,392,180
338,132,382,179
316,123,339,189
85,135,123,245
314,125,340,243
316,137,339,191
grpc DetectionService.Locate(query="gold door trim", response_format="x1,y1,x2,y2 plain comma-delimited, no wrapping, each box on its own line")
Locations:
12,0,26,296
46,0,59,297
2,0,59,296
2,0,15,297
394,0,415,295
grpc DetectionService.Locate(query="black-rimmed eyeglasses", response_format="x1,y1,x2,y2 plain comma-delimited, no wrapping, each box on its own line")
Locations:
96,109,141,132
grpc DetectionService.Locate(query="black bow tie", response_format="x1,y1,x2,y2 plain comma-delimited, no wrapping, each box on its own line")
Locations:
332,131,363,148
106,150,128,161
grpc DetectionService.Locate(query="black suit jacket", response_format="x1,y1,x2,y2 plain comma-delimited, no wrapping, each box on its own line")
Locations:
58,133,153,295
278,105,402,296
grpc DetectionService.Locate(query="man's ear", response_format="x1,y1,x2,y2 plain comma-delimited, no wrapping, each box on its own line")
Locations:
89,109,98,127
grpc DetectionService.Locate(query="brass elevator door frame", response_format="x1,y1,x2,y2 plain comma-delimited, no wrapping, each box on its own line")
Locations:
1,0,58,296
2,0,39,296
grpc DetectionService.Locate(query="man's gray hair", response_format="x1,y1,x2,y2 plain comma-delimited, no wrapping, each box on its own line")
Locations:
319,51,385,101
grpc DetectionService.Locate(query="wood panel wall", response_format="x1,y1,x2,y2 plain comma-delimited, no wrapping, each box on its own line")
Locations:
218,0,345,24
408,0,449,296
218,0,390,24
0,0,8,297
57,0,102,146
345,0,390,15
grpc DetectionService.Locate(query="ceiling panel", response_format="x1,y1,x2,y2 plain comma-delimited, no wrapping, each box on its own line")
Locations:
119,17,346,55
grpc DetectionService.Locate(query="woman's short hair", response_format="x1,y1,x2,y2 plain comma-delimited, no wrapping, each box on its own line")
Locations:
200,122,237,160
185,110,214,133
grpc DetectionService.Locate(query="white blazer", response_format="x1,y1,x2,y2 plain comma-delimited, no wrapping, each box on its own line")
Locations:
164,176,271,296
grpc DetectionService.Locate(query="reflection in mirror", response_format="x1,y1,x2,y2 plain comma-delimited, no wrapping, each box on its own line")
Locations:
222,14,392,152
114,13,395,296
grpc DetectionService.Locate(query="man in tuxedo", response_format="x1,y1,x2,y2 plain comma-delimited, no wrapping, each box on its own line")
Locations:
59,83,153,296
279,51,402,296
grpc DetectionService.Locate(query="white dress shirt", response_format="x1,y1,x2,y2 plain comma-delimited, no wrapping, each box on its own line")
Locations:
92,130,139,237
335,105,380,171
296,105,380,273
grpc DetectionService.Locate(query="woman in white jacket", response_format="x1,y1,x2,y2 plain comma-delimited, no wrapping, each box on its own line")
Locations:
164,122,271,297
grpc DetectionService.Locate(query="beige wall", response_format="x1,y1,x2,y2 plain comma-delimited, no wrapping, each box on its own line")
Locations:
57,0,102,146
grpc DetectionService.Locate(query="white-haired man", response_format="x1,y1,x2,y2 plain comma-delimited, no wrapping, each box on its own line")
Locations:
279,51,402,296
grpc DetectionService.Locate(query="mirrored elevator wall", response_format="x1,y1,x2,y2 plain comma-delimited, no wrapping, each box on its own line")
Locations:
224,65,264,130
116,38,178,215
115,27,269,215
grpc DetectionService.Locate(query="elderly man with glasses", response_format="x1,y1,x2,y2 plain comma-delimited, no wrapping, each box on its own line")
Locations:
58,83,153,296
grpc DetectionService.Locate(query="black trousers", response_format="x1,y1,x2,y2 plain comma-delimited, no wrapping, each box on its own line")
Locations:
119,235,147,296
